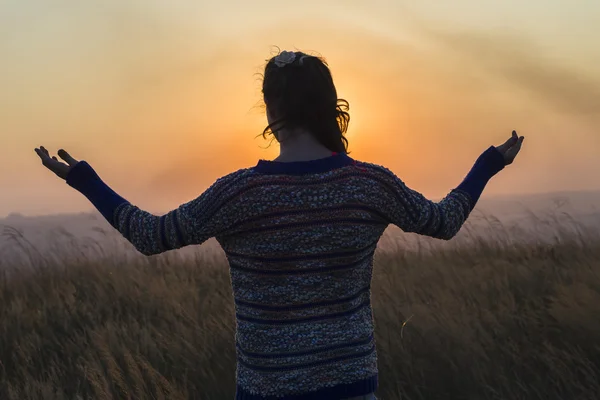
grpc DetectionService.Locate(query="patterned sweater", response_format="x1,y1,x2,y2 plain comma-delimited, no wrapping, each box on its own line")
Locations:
66,147,505,399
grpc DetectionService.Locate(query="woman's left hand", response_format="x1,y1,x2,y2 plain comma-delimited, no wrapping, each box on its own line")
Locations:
34,146,80,180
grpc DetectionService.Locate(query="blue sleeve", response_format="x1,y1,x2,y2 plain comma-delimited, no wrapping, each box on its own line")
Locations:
377,146,505,240
65,161,245,256
65,161,129,228
455,146,505,210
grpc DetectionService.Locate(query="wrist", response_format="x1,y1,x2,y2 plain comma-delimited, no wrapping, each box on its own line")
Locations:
66,161,101,191
478,146,506,178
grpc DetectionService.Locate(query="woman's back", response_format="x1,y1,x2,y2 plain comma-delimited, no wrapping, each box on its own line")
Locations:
221,156,386,399
160,151,473,399
35,49,524,400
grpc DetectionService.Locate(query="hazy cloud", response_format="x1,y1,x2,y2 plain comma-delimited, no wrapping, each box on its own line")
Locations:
3,2,600,216
415,27,600,120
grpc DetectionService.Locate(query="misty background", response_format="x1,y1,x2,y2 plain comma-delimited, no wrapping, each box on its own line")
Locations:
1,0,599,218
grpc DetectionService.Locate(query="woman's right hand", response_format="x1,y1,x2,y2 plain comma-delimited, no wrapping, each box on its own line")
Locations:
495,130,525,166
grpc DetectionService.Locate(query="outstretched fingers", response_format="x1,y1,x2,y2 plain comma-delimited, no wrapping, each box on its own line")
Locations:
496,130,519,154
506,136,525,161
58,149,78,166
35,147,52,164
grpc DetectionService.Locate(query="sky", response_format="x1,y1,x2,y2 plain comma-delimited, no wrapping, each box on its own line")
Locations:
1,0,599,217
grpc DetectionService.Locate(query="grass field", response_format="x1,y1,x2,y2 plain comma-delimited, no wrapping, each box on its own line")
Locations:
0,212,599,400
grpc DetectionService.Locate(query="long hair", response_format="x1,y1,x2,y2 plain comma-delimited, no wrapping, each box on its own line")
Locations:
261,50,350,153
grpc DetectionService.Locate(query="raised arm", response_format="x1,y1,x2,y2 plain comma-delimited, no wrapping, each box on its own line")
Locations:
375,133,524,240
62,161,247,256
35,146,250,256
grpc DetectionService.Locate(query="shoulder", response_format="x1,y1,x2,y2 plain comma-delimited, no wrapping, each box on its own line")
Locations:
180,167,256,213
212,167,255,186
350,158,404,184
203,167,257,197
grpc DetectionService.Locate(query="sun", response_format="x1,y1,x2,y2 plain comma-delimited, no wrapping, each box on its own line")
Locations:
338,87,363,139
336,78,385,157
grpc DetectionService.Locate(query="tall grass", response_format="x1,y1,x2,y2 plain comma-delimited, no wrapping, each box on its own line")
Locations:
0,211,599,399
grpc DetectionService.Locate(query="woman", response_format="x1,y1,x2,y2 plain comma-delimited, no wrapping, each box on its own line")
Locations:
35,50,524,400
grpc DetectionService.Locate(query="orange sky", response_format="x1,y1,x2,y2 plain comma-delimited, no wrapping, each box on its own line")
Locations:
1,1,599,217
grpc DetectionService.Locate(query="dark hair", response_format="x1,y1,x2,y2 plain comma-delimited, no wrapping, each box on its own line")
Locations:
261,50,350,153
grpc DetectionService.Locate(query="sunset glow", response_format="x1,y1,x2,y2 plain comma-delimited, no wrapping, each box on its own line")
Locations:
1,0,599,216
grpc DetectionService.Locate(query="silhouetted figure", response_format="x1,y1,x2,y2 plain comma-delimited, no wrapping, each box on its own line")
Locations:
35,49,524,400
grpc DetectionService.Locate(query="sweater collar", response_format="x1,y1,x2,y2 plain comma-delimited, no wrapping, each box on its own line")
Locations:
254,153,354,175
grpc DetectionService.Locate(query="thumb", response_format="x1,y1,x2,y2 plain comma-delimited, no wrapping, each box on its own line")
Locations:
496,130,519,153
58,149,79,166
505,136,525,161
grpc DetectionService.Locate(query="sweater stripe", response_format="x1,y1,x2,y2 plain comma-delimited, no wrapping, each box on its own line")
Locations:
228,204,390,232
237,344,376,372
228,250,375,275
171,210,185,248
158,215,168,251
112,202,129,229
235,299,370,325
236,333,374,358
235,218,385,236
235,285,371,311
225,239,379,263
121,206,135,241
431,206,446,237
203,169,390,223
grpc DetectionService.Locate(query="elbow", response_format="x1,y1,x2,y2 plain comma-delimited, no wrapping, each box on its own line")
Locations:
414,227,457,241
431,225,462,241
430,214,466,240
133,237,177,256
436,232,457,241
135,245,160,257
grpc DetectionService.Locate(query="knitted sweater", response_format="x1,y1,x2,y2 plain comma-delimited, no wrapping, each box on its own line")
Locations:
66,147,506,399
